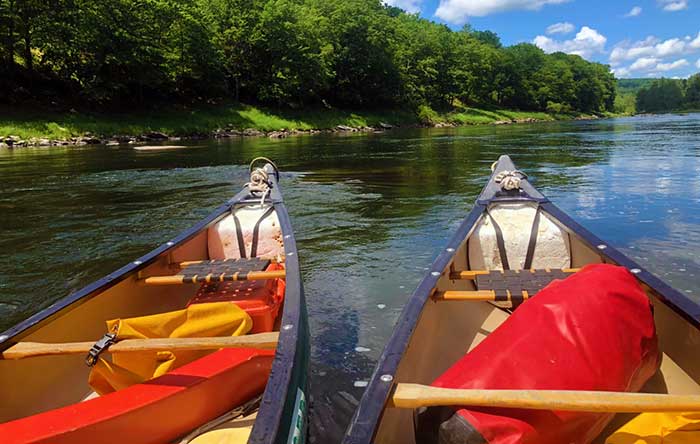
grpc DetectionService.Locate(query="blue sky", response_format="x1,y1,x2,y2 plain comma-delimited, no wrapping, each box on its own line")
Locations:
385,0,700,78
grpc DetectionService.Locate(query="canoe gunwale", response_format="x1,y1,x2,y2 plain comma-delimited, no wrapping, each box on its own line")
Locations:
249,193,309,444
342,204,486,444
0,201,229,350
342,154,700,444
541,201,700,328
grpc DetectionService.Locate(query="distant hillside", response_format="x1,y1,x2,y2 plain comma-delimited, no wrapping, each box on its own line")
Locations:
617,78,656,95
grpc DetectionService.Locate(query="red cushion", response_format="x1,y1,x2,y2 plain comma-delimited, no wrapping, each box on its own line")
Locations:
0,348,274,444
431,264,660,444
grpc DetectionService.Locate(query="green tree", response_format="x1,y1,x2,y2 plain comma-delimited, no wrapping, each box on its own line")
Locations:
636,78,684,112
319,0,400,107
684,74,700,109
0,0,620,113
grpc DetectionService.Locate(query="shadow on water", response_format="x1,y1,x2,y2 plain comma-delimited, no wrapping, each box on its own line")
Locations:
1,114,700,440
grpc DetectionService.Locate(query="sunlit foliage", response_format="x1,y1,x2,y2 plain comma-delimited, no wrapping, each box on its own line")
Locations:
0,0,616,113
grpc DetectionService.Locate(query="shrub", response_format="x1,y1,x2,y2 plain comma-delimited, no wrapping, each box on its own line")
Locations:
417,104,439,125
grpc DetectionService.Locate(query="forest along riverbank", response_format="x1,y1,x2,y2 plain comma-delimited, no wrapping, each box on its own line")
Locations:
0,104,602,148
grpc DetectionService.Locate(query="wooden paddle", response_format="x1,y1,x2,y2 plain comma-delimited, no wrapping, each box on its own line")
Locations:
1,332,279,360
390,383,700,413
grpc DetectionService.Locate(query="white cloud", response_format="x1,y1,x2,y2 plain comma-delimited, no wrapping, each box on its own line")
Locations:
656,38,686,57
533,26,607,59
625,6,643,17
435,0,569,24
612,66,632,77
658,0,688,11
610,37,657,63
691,33,700,49
629,57,660,71
617,57,690,77
609,32,700,77
629,57,688,72
610,33,700,64
384,0,423,13
656,58,689,71
697,58,700,68
546,22,575,35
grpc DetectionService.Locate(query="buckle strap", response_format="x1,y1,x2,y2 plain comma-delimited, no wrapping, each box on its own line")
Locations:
85,333,117,367
486,209,510,270
523,206,541,270
250,206,275,258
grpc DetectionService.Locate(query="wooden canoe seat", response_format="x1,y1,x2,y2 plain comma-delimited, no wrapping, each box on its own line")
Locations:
437,268,579,302
181,258,270,281
141,258,285,285
475,269,575,299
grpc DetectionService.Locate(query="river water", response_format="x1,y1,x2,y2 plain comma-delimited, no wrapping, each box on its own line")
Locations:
1,113,700,439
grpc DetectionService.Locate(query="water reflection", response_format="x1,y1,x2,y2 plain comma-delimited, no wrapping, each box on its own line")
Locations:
0,113,699,440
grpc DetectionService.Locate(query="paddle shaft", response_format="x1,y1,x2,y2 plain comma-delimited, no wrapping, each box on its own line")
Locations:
434,290,529,302
142,269,285,285
1,332,279,360
391,383,700,413
449,268,580,280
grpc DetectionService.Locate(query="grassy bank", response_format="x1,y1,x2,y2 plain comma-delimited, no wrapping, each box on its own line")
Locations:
0,103,593,143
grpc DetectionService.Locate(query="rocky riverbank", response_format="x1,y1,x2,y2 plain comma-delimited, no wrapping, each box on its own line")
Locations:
0,110,602,148
0,123,399,148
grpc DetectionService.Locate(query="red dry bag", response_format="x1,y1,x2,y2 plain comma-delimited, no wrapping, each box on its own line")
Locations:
417,264,660,444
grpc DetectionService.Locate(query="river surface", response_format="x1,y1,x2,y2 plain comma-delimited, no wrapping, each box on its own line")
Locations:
1,113,700,439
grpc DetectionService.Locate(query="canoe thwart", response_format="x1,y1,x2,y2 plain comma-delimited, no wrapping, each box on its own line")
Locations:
142,257,285,285
390,383,700,413
434,290,529,302
445,268,580,301
142,270,286,285
1,332,280,360
449,268,580,280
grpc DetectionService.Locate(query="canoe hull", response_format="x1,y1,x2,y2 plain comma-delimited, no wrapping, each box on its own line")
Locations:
343,155,700,444
0,162,308,444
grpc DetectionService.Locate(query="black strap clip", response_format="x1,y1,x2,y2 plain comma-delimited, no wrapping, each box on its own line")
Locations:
85,332,117,367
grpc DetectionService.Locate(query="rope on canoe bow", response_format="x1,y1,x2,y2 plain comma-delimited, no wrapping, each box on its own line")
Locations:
246,157,279,205
247,167,271,206
247,167,271,194
494,170,527,191
486,208,510,270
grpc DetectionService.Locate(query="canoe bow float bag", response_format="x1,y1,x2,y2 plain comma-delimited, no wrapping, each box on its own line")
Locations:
208,203,284,260
469,202,571,271
416,264,660,444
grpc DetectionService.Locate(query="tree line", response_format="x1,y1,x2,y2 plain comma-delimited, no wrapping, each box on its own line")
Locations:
635,75,700,113
0,0,616,114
